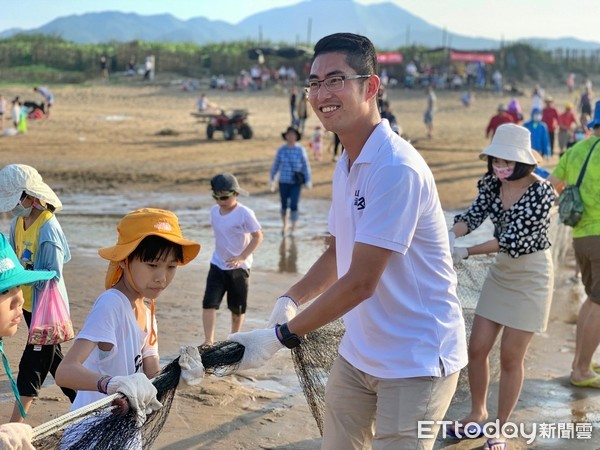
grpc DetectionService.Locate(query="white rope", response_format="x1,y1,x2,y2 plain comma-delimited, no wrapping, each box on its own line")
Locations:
32,393,121,441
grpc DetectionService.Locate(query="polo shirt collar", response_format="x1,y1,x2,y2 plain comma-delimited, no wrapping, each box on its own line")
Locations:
353,120,392,166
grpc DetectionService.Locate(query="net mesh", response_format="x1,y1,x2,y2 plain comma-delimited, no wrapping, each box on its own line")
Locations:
32,341,244,449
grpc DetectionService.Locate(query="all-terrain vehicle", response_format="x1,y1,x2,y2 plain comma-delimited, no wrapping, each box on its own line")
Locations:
206,109,253,140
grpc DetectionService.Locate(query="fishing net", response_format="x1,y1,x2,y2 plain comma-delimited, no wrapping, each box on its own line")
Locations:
32,341,244,449
290,253,497,436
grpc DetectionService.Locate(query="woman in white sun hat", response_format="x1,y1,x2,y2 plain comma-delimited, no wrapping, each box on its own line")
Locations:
0,163,77,422
447,124,556,449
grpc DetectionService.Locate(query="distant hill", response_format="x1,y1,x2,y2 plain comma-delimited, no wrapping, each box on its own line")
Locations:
2,0,599,50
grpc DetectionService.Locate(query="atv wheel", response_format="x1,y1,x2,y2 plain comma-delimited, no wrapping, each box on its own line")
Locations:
223,124,235,140
240,124,253,139
207,124,215,139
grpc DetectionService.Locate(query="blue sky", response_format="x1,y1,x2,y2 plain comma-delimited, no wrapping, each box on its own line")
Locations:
3,0,598,43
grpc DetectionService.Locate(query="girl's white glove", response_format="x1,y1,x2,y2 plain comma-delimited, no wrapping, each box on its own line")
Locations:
178,345,205,388
227,328,284,371
305,181,313,189
266,295,298,328
0,423,35,450
452,247,469,265
107,373,163,426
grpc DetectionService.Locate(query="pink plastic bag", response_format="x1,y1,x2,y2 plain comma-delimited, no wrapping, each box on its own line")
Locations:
28,280,75,345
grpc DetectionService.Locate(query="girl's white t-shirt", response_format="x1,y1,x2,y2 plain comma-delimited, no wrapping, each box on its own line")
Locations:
70,289,158,411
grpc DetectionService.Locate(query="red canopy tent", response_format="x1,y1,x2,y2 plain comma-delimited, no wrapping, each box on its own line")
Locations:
450,50,495,64
377,52,403,64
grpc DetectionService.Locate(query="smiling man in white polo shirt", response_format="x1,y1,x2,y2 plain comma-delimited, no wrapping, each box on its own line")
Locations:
229,33,468,449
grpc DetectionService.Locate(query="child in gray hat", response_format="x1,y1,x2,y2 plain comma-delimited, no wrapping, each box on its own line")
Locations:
201,173,263,348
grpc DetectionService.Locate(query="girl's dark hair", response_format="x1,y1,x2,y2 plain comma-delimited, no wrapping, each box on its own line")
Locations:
486,156,535,181
128,235,184,264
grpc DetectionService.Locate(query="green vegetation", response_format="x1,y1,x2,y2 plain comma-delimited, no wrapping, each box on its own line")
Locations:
0,34,597,84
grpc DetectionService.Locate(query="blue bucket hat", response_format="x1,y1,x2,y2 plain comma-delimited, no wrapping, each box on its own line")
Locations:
0,233,55,292
587,100,600,129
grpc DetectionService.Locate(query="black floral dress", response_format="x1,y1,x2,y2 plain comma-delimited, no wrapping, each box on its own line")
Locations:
453,174,556,332
454,174,555,258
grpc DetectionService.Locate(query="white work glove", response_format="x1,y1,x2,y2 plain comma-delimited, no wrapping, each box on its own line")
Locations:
0,423,34,450
269,181,276,192
227,328,284,371
266,295,298,328
305,181,313,189
107,373,163,427
178,345,205,388
452,247,469,265
448,230,456,253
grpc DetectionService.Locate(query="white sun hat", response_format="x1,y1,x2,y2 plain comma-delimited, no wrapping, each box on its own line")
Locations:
0,164,63,212
479,123,539,165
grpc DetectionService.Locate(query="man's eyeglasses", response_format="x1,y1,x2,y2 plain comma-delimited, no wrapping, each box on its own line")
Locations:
304,74,371,95
212,191,236,201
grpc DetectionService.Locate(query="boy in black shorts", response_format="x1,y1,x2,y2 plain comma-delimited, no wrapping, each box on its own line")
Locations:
202,174,263,347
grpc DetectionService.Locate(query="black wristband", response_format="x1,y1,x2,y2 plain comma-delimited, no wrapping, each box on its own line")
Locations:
277,323,301,349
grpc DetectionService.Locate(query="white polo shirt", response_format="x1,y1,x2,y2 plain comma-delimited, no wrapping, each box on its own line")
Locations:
329,120,467,378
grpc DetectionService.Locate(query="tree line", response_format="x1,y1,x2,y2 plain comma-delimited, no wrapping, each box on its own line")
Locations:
0,34,597,84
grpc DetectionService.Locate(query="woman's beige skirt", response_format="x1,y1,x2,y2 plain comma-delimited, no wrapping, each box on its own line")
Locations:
476,249,553,333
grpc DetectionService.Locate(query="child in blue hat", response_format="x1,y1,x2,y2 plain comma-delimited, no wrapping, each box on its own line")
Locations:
0,231,56,448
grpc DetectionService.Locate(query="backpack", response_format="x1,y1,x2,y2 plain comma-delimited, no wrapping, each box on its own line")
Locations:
558,139,600,227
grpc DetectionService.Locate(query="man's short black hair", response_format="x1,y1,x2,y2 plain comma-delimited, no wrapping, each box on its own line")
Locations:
486,156,535,181
313,33,378,76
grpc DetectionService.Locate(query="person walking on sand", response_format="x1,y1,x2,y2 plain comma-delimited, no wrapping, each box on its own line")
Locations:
56,208,203,442
33,86,53,117
0,164,77,422
229,32,467,449
309,125,324,161
485,104,514,139
297,90,309,134
449,124,556,450
557,103,579,156
269,126,311,236
0,94,6,129
542,97,559,157
424,84,436,138
201,174,263,348
549,101,600,390
290,86,299,128
0,232,60,449
524,108,551,160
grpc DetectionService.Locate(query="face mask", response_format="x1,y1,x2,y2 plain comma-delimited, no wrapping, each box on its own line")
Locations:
493,165,514,181
11,203,32,218
533,114,542,121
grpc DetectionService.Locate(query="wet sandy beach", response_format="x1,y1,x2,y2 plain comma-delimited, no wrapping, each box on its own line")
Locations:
0,80,598,448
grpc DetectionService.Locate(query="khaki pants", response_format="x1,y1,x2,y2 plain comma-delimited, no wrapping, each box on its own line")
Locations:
322,356,459,450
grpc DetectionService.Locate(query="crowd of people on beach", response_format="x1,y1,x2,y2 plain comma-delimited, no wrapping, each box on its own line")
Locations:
1,87,54,137
2,32,600,450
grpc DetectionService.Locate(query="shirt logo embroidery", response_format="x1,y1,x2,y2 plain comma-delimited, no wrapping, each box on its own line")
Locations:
354,190,366,210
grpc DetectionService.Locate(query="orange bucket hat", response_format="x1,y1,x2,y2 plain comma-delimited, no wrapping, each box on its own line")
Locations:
98,208,200,290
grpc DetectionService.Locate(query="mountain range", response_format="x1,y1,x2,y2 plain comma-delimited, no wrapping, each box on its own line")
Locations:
2,0,599,51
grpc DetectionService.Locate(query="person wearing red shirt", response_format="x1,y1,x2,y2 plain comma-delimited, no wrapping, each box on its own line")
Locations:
542,97,560,156
557,103,579,155
485,104,514,139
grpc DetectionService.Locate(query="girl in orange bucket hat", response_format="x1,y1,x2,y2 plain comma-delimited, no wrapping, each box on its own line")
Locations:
56,209,204,433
